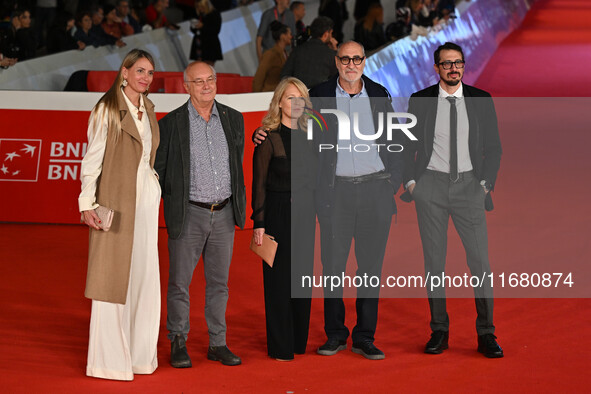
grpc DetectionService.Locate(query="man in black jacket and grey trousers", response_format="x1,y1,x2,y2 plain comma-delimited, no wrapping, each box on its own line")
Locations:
401,42,504,358
310,41,403,360
155,61,246,368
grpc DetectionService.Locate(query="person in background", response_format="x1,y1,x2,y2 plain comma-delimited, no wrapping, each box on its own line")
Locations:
35,0,57,48
318,0,348,44
116,0,142,34
15,8,36,60
281,16,338,90
252,21,291,92
146,0,179,30
189,0,223,66
290,1,307,46
256,0,295,61
0,11,22,60
74,12,102,48
79,48,161,380
46,12,85,54
90,5,119,47
408,0,433,28
252,77,316,361
101,4,133,47
354,2,385,52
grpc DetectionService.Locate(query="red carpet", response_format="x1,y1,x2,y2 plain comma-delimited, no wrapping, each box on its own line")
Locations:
1,0,590,392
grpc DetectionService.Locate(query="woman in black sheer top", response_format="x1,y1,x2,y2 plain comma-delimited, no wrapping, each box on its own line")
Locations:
252,77,317,361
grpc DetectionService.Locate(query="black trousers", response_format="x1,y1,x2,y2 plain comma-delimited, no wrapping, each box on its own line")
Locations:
263,190,314,359
318,177,394,344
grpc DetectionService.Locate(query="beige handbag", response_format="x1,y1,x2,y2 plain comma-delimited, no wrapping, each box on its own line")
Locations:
249,233,278,267
94,205,114,232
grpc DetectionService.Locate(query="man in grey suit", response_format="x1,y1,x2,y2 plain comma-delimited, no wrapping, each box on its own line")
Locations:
401,42,504,358
155,61,246,367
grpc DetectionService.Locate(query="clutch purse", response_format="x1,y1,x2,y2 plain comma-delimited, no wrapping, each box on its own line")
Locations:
95,205,114,232
249,233,278,267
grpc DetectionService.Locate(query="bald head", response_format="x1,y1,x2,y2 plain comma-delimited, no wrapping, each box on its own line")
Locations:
184,61,216,82
184,61,217,109
337,41,365,58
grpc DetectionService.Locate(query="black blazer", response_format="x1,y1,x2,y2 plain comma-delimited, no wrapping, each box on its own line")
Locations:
280,38,337,89
401,83,502,211
309,75,403,216
155,100,246,239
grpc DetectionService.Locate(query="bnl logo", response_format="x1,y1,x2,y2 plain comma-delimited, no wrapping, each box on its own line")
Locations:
306,109,417,152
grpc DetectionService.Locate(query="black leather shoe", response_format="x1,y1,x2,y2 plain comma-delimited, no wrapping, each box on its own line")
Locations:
317,338,347,356
352,342,385,360
425,330,449,354
478,334,504,358
207,345,242,366
171,334,192,368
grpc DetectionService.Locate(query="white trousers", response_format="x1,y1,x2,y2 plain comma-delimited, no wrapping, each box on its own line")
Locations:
86,161,161,381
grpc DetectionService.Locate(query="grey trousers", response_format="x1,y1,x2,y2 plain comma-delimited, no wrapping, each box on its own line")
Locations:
167,201,235,346
413,170,495,336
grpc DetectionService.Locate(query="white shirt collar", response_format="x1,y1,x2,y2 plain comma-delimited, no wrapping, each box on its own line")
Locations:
121,88,146,117
438,82,464,98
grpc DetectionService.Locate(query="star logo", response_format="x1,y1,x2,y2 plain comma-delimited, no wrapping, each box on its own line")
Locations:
0,139,42,182
5,151,20,161
21,144,37,156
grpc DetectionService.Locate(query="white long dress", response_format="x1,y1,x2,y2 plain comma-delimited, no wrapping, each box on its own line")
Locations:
79,92,161,381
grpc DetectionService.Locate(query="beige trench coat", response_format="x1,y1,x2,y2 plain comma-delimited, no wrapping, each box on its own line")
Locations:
84,90,159,304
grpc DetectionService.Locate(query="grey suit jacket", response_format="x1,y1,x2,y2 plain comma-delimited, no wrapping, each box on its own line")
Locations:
155,100,246,239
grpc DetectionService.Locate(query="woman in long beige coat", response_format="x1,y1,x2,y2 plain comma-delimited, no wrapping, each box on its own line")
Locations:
79,49,161,381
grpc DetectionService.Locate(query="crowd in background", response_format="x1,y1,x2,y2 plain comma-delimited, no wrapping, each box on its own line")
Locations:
0,0,458,74
253,0,458,92
0,0,184,67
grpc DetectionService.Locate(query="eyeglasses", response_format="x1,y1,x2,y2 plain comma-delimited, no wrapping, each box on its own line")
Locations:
185,76,216,87
437,60,465,69
337,56,365,65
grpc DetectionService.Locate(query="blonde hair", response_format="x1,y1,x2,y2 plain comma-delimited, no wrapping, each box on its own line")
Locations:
90,48,155,142
195,0,214,14
261,77,311,131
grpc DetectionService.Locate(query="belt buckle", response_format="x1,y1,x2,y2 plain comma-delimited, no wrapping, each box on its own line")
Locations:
210,203,217,212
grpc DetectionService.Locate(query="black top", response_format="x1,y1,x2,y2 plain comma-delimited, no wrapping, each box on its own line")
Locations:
251,124,292,229
280,38,337,89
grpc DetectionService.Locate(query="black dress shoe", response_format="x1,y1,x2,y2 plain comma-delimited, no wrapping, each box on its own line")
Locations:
425,330,449,354
171,334,192,368
352,341,385,360
207,345,242,366
317,338,347,356
478,333,504,358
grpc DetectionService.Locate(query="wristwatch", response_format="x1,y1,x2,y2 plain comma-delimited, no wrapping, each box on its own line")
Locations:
480,180,492,192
